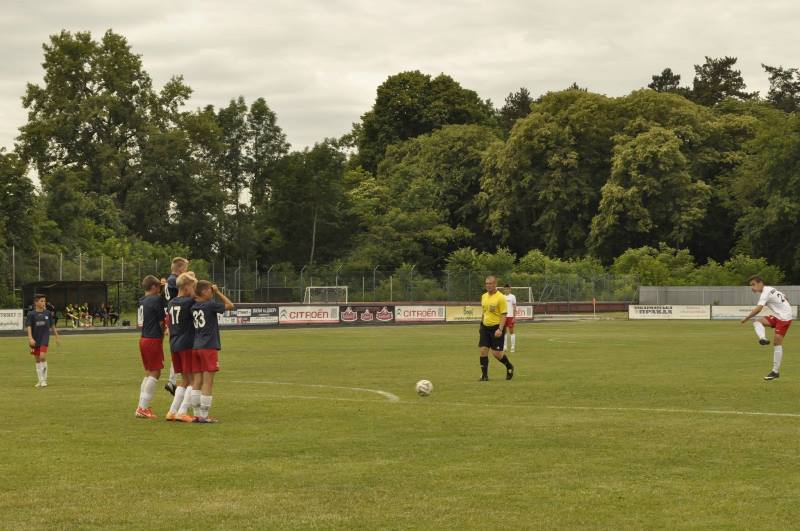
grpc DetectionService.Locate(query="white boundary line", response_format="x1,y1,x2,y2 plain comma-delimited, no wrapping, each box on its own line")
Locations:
231,380,400,403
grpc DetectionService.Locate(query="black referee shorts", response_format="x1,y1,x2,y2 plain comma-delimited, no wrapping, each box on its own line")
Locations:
478,323,505,351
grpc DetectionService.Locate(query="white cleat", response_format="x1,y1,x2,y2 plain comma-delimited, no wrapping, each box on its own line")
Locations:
34,381,42,388
511,348,515,353
40,381,48,388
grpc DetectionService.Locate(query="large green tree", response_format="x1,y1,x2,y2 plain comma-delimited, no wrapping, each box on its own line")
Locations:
588,126,711,260
480,89,617,258
17,29,192,242
353,71,494,172
690,56,757,106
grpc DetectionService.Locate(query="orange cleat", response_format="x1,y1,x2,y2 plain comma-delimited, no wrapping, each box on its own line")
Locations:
165,412,178,421
177,414,195,423
135,407,157,419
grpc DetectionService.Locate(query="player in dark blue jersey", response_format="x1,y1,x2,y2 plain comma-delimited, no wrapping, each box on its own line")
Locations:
135,275,166,419
190,280,234,423
162,257,190,395
26,294,60,388
165,272,199,422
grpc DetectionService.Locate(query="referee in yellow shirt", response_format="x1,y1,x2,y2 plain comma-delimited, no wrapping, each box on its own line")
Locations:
479,275,515,381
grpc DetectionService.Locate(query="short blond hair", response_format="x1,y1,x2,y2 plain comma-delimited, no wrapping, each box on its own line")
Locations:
171,257,189,273
177,272,197,289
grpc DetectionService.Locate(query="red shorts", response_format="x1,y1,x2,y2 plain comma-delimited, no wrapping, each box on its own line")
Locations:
139,337,164,371
505,317,515,327
765,316,792,336
30,345,48,356
171,349,193,374
193,349,220,373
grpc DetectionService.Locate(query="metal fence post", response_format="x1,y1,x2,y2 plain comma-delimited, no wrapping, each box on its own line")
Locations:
38,250,41,281
11,245,15,297
372,265,380,301
59,252,63,281
79,252,82,281
390,275,393,302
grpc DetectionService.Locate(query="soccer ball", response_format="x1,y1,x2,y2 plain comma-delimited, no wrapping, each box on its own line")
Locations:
415,379,433,397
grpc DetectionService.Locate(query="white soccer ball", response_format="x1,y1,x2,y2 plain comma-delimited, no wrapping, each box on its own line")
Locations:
415,379,433,397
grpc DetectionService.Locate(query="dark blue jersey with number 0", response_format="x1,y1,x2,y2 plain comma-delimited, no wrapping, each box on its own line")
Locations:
167,296,195,353
192,300,226,350
164,274,178,303
138,294,165,339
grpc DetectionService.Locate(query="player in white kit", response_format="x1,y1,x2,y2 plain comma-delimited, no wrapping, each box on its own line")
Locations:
741,275,793,380
503,285,517,353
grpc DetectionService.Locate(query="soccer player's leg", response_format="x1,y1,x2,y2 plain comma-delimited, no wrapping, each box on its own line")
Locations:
753,316,771,345
136,339,163,418
478,325,491,381
194,350,219,423
189,363,203,419
166,351,186,420
491,332,514,380
765,320,790,381
507,319,516,353
176,351,196,422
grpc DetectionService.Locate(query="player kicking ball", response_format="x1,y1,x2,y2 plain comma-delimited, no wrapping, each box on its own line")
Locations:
26,294,60,388
741,275,793,380
190,281,234,423
135,276,167,418
478,276,515,381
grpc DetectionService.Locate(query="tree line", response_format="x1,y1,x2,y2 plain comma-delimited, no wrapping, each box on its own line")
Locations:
2,29,800,299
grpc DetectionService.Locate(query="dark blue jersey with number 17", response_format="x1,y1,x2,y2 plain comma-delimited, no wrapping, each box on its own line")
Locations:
167,296,195,353
192,300,226,350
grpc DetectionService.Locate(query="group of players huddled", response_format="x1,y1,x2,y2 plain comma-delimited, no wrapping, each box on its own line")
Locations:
136,257,234,423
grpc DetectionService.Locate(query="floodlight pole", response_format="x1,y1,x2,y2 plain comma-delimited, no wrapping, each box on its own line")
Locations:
335,264,343,287
266,264,274,302
300,265,307,302
372,265,380,301
409,264,416,302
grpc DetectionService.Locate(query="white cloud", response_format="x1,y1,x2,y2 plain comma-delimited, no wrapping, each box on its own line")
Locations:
1,0,798,153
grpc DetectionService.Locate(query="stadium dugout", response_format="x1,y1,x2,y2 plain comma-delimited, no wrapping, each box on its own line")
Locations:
22,280,121,327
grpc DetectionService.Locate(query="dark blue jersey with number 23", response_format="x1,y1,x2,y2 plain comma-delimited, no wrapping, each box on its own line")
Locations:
192,300,226,350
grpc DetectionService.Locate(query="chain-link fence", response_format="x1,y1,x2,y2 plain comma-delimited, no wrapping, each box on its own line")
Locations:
1,247,638,310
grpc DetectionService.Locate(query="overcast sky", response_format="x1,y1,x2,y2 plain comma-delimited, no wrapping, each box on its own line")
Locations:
1,0,798,152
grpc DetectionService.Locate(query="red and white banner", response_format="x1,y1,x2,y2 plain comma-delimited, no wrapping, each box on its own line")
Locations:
514,305,534,320
279,305,339,324
395,305,445,322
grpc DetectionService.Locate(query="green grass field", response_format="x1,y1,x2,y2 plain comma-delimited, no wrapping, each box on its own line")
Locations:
2,320,799,529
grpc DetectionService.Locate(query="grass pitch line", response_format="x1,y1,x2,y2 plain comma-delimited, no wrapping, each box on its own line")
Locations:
232,380,401,403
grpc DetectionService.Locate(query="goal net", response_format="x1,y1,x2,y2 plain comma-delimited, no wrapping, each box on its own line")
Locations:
303,286,349,304
508,286,534,303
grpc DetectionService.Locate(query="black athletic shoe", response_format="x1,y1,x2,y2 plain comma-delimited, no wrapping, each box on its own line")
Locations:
759,338,770,346
479,376,489,382
506,365,515,380
764,371,780,381
165,382,177,395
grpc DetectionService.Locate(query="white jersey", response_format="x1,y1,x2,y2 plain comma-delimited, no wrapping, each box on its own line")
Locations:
758,286,793,321
505,294,517,318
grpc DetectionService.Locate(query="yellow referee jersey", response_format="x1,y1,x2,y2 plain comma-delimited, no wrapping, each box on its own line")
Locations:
481,291,508,326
